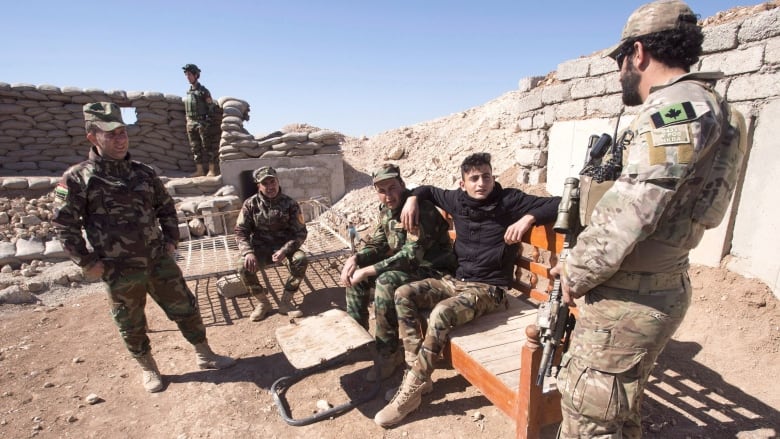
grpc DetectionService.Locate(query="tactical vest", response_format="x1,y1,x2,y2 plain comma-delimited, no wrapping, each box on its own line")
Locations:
184,85,210,120
578,81,746,240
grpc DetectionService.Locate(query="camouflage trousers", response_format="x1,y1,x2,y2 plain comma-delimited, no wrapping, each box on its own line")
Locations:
102,254,206,358
557,272,691,439
237,249,308,296
345,267,440,356
398,276,507,380
186,120,219,165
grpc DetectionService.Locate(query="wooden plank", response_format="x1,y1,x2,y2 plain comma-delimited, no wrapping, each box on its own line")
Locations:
275,309,373,369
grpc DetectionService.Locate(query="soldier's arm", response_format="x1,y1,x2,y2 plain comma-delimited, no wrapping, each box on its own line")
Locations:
565,103,717,296
152,175,179,246
279,201,307,256
372,203,442,274
354,211,390,267
234,202,255,257
52,175,98,269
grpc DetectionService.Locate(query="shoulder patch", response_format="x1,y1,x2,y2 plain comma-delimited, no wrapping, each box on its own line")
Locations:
54,183,69,200
650,102,697,128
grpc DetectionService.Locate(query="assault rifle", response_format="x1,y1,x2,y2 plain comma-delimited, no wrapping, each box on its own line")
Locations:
535,177,580,387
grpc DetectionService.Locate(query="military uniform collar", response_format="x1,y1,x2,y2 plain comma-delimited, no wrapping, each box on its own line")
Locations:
89,146,133,177
649,71,724,94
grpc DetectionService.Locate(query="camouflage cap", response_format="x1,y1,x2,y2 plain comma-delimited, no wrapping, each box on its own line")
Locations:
83,102,125,131
182,63,201,74
372,164,401,184
253,166,277,183
606,0,696,58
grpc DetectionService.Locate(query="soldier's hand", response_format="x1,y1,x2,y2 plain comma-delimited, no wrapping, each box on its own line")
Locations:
271,249,285,263
244,254,258,273
340,255,358,287
551,262,576,306
505,214,535,244
400,196,419,231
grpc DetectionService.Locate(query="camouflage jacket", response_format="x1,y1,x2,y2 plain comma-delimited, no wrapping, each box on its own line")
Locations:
52,147,179,268
356,189,457,276
184,82,215,122
234,191,307,257
566,72,743,295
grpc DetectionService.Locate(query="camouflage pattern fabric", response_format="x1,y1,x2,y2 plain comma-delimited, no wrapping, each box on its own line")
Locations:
52,148,179,268
346,191,455,356
236,249,308,294
399,276,506,380
235,191,308,293
52,147,206,357
566,72,739,293
558,275,691,438
104,254,207,357
184,82,218,164
560,72,745,437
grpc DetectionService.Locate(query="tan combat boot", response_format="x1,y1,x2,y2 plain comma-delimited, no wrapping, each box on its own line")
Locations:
374,369,427,427
189,163,205,178
365,349,404,382
135,353,163,393
250,293,271,322
384,377,433,402
206,163,218,177
278,290,303,318
194,342,236,370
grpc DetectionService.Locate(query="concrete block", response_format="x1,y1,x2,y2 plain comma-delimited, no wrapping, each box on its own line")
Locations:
516,89,542,113
703,21,740,53
556,58,590,81
555,99,586,120
571,77,607,100
738,8,780,43
727,72,780,101
765,36,780,65
541,83,571,105
700,46,763,76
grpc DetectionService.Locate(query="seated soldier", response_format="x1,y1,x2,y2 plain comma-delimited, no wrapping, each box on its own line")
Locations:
235,166,308,320
340,163,456,381
374,152,560,427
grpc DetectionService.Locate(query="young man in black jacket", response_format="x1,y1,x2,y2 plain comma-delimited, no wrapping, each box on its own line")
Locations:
374,152,560,427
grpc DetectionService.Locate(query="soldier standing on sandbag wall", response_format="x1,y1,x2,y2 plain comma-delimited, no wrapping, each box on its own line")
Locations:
52,102,236,394
235,166,309,321
182,63,219,177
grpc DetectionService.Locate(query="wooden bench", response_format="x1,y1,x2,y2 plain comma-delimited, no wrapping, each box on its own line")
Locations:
447,223,570,439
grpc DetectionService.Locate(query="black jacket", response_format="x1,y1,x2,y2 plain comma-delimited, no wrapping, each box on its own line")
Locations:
413,183,560,286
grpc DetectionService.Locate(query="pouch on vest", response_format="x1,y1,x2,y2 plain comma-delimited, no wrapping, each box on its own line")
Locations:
690,103,746,229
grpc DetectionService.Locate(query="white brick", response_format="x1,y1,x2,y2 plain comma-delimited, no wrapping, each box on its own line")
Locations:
556,58,590,81
765,36,780,65
590,55,616,76
571,76,607,99
738,8,780,43
555,99,586,120
700,46,763,76
515,148,547,168
727,72,780,101
586,94,624,117
541,83,571,105
516,89,542,113
702,21,740,53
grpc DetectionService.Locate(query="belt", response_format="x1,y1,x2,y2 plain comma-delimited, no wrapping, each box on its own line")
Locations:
602,270,686,293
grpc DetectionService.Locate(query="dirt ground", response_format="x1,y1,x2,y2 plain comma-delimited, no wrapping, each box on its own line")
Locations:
1,255,778,439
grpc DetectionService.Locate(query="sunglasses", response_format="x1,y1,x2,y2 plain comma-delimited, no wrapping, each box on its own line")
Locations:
615,42,635,69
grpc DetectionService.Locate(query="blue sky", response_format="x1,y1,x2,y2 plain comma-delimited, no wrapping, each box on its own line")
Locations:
1,1,756,137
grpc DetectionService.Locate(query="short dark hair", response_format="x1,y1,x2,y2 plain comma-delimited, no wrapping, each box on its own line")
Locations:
619,15,703,71
460,152,492,177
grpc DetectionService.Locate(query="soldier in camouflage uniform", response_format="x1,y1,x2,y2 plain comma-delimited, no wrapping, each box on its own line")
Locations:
339,164,456,382
182,63,220,177
374,153,560,427
235,166,308,320
550,1,747,437
52,102,235,394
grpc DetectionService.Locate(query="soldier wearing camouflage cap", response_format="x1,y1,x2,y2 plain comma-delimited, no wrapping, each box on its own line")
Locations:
182,63,220,177
339,163,457,383
235,166,309,320
550,1,747,436
53,102,235,394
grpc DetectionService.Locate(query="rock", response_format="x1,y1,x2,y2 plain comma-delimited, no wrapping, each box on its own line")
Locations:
316,399,332,411
0,285,37,304
85,393,101,405
43,382,54,388
26,281,46,293
72,357,84,364
66,415,77,423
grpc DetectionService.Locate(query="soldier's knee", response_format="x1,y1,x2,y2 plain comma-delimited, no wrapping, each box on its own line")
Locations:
428,304,457,329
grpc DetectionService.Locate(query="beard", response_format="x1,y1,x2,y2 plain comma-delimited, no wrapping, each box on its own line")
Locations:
620,62,642,106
